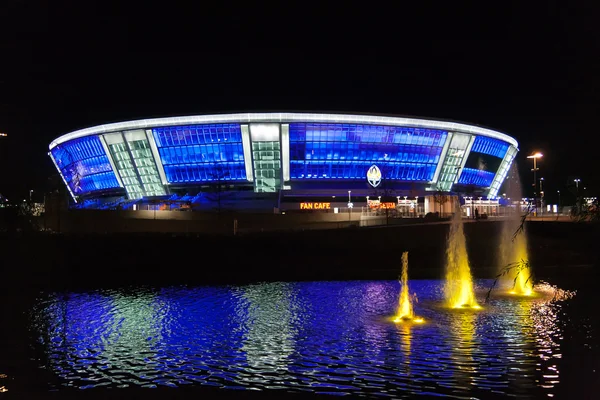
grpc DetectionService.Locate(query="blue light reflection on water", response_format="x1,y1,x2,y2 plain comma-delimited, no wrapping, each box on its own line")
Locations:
30,280,571,397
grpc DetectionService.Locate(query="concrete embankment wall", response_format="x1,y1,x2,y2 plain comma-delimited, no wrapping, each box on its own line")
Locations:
1,221,597,291
39,209,421,234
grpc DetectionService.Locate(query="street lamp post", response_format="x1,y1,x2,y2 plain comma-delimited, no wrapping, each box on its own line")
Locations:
527,152,543,216
574,178,581,193
557,190,561,214
539,177,544,215
348,190,352,222
573,179,582,214
415,196,419,215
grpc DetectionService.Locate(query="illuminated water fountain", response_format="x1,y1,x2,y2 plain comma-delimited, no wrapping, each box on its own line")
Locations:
444,209,480,309
499,165,534,296
394,252,424,323
502,231,533,296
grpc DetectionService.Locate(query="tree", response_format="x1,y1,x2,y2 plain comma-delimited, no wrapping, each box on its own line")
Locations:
570,197,599,223
433,190,449,217
369,164,397,224
205,163,231,214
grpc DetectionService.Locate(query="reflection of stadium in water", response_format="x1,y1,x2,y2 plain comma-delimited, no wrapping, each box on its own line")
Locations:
29,280,580,397
35,290,167,388
235,282,299,378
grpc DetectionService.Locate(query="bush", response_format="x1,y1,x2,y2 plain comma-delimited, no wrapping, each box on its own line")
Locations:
424,212,440,221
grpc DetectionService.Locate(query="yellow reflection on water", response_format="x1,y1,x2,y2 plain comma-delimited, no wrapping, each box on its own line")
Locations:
449,310,478,390
445,213,479,309
399,322,412,360
395,313,420,377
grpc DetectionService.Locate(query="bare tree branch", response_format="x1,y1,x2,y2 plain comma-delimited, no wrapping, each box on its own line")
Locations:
484,259,532,304
512,203,532,242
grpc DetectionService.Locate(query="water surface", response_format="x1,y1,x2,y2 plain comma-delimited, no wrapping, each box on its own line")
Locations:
27,279,592,398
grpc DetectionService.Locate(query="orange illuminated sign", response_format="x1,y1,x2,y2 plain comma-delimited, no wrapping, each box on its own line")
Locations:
368,201,396,209
300,202,331,210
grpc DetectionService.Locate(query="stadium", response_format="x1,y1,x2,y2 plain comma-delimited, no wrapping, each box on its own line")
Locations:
48,112,518,216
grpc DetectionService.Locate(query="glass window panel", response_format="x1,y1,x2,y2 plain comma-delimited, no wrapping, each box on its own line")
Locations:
458,167,496,187
287,123,447,182
152,124,246,184
470,135,509,159
51,136,120,195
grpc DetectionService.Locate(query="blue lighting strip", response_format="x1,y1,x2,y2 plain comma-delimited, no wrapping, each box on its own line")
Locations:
50,136,120,195
457,168,495,187
152,124,247,183
470,136,509,159
289,123,447,181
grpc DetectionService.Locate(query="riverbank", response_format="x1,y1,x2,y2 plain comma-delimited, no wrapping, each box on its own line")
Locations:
1,220,598,400
0,220,597,291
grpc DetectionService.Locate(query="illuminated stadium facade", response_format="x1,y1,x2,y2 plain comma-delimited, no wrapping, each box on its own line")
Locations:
48,113,518,212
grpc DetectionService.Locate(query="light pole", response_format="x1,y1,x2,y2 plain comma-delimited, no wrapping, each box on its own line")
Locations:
573,179,582,215
557,190,561,214
415,196,419,216
527,152,543,215
29,190,33,203
348,190,352,222
539,177,544,215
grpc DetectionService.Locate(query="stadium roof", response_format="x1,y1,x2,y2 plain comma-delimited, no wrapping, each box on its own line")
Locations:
50,112,519,150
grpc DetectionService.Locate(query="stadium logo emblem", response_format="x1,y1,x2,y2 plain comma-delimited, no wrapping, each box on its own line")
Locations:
367,164,382,187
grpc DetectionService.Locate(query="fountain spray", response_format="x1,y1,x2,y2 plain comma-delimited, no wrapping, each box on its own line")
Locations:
394,252,424,323
444,206,480,309
499,164,534,296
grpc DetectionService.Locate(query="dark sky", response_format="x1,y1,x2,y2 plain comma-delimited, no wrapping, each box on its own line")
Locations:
1,1,598,203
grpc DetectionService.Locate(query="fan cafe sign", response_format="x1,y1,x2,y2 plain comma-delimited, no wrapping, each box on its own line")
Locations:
367,164,382,187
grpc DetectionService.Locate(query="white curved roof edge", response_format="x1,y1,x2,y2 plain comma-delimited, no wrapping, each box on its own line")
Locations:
49,112,519,150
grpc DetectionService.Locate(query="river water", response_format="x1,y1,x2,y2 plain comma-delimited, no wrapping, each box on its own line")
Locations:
4,277,593,399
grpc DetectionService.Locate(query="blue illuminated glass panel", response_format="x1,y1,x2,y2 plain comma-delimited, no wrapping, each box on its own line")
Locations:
470,136,509,159
289,123,447,181
50,136,120,194
153,124,246,183
458,168,495,187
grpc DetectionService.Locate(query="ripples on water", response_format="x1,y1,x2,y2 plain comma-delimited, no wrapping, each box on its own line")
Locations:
28,280,584,397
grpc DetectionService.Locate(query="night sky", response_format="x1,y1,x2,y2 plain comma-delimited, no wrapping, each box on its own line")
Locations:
1,1,598,203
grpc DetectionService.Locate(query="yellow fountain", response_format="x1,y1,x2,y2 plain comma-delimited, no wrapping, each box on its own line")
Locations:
444,211,481,309
394,252,424,323
499,165,534,296
504,228,534,296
